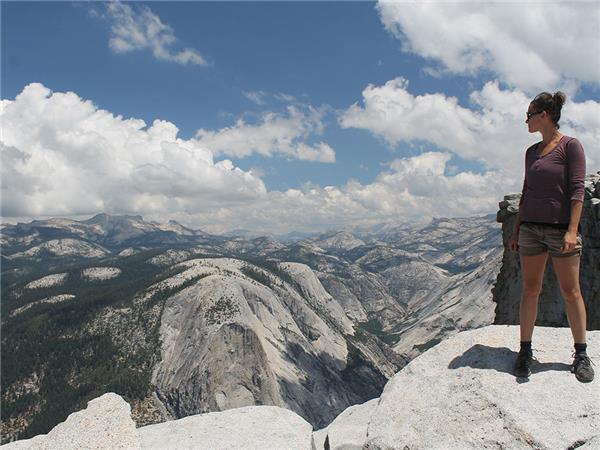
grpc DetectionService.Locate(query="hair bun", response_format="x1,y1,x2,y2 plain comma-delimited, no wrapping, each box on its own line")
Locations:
553,91,566,109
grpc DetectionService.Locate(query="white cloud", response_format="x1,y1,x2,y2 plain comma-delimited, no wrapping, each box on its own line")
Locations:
339,77,599,175
243,90,267,105
195,106,336,163
103,1,207,66
3,82,594,235
0,83,265,218
242,90,298,105
164,151,504,235
274,93,297,103
0,84,505,234
376,1,600,92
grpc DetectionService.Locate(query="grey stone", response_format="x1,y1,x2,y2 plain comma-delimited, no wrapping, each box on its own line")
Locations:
364,325,600,450
311,428,328,450
137,405,313,450
507,204,519,214
0,393,140,450
579,434,600,449
324,398,378,450
151,258,360,429
503,194,521,201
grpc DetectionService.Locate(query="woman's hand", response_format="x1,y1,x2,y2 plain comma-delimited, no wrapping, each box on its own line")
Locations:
509,228,519,253
562,230,578,253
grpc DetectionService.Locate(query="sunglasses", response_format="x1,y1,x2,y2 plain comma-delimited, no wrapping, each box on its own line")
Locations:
526,110,543,120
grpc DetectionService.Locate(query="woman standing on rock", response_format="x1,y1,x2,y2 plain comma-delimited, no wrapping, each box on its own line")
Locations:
510,91,594,382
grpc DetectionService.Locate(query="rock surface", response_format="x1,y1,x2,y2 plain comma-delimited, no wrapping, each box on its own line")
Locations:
4,326,597,450
9,238,109,259
392,247,501,360
81,267,122,281
137,405,313,450
364,325,600,450
0,393,140,449
150,257,377,429
320,398,378,450
24,273,68,289
9,294,76,317
493,172,600,329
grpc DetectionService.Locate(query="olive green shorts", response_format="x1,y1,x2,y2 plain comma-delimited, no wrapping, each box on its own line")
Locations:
518,222,582,257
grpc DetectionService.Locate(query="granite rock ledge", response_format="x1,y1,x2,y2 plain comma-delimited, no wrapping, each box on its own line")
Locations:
2,325,598,450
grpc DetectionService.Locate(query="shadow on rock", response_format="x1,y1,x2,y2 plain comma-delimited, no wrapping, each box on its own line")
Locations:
448,344,572,375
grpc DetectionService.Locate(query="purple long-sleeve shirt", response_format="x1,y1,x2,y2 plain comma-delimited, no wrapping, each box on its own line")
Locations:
518,135,586,225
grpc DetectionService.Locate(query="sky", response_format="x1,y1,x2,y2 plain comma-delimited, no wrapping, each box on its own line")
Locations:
1,1,599,235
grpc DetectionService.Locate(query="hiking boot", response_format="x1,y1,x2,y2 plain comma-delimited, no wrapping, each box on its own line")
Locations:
514,350,533,378
571,353,595,383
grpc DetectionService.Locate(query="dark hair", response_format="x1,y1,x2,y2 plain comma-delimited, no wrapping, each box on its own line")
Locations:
531,91,566,129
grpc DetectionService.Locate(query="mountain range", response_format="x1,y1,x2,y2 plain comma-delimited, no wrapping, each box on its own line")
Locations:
2,172,599,446
1,211,502,443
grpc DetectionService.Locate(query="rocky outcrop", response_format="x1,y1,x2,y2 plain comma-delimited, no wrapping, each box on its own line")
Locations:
314,398,378,450
138,405,313,449
81,267,122,281
0,393,140,449
150,258,394,429
24,273,68,289
493,172,600,329
7,239,110,259
363,325,600,449
392,246,502,360
0,394,313,450
5,326,598,450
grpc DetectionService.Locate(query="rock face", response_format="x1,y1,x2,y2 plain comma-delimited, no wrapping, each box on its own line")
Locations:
0,393,140,450
493,172,600,329
317,398,378,450
137,405,313,450
363,325,600,450
0,395,313,450
150,258,389,429
392,246,502,360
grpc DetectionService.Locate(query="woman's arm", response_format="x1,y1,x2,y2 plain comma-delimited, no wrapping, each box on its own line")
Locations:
562,200,583,253
510,210,521,252
567,200,583,234
510,152,529,252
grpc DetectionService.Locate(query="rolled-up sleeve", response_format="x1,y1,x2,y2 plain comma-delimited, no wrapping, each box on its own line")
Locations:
567,138,586,202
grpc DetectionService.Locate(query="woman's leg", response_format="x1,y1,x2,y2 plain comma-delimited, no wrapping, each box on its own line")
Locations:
519,252,549,341
551,255,587,343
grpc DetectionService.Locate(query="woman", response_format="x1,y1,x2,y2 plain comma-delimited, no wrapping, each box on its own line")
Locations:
510,91,594,382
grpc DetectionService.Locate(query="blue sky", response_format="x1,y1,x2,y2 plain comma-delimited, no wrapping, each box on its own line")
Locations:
2,1,599,234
